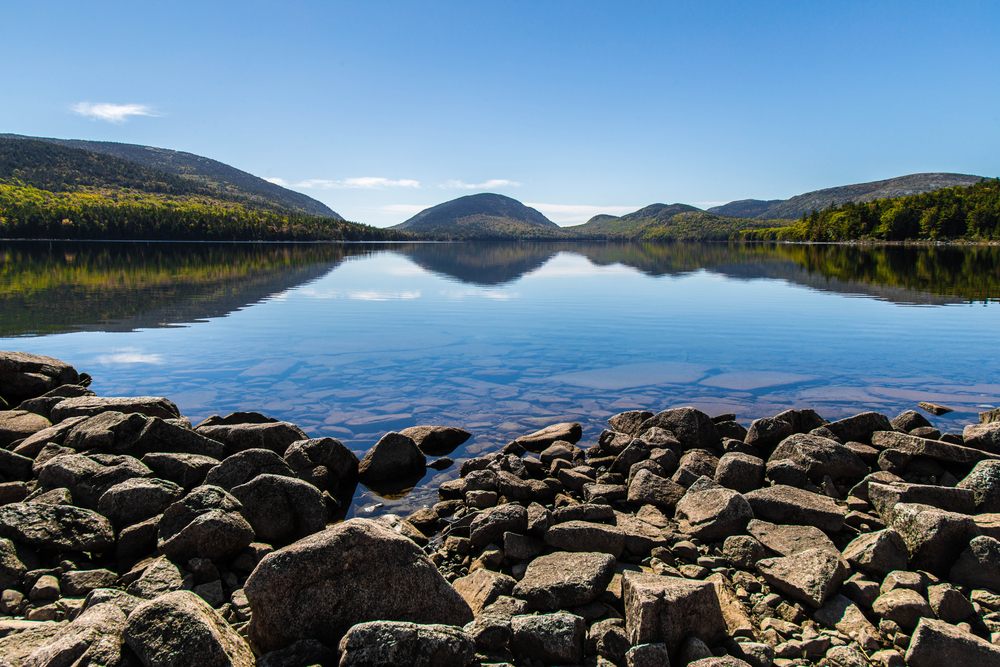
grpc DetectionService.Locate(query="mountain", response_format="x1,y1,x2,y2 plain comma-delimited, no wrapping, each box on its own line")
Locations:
394,193,563,239
570,203,703,235
0,137,402,242
709,173,983,220
1,133,341,219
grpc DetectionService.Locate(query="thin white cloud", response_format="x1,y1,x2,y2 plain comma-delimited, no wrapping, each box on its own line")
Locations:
263,177,288,186
524,203,640,225
295,177,420,189
72,102,159,123
690,201,727,209
440,179,521,190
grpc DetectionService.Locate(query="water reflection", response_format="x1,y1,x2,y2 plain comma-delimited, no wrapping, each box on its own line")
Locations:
2,240,998,339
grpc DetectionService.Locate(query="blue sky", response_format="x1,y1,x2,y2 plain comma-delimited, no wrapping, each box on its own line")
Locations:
4,1,999,226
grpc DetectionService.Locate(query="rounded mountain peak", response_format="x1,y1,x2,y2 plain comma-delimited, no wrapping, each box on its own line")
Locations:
396,193,558,234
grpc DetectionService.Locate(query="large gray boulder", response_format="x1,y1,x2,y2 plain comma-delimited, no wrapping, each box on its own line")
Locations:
841,528,909,577
195,420,309,457
889,502,979,576
756,547,846,608
675,477,752,541
744,484,846,532
157,485,255,562
0,502,113,552
767,433,868,483
231,473,328,544
470,503,528,548
283,437,359,496
50,395,180,421
958,459,1000,512
0,350,79,404
623,573,727,654
905,617,1000,666
245,518,474,653
36,452,152,508
98,477,184,529
825,411,892,444
949,535,1000,591
0,537,27,591
141,452,219,489
398,426,471,457
512,551,616,610
358,432,426,483
637,408,719,450
204,448,296,490
338,621,475,667
0,410,51,449
24,601,131,667
515,422,582,451
964,422,1000,454
510,613,585,665
125,590,255,667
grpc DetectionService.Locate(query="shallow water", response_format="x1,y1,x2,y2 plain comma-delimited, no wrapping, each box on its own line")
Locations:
2,240,999,517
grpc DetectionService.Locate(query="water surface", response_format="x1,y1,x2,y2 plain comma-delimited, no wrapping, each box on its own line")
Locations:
3,240,998,515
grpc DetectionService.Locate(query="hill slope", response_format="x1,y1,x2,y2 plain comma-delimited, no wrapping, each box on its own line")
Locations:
710,173,983,220
1,133,341,219
0,137,401,241
394,193,563,239
570,203,703,234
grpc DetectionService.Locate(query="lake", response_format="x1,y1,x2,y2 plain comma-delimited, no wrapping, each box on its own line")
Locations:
2,240,999,516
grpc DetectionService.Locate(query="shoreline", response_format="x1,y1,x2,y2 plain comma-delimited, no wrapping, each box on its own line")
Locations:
2,350,1000,665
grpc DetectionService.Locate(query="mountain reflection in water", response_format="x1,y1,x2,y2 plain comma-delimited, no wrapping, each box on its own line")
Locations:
2,241,998,337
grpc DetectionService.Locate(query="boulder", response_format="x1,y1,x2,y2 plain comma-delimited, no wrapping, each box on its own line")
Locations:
768,433,868,483
872,430,1000,466
0,537,27,591
544,520,625,557
825,411,892,444
722,535,765,570
841,528,909,577
0,410,51,449
283,437,359,496
963,422,1000,454
60,568,118,597
11,414,87,458
245,518,474,653
0,350,79,404
891,410,933,432
756,548,847,608
470,503,528,549
24,601,129,667
774,408,826,434
62,411,149,453
128,417,225,458
97,477,184,528
949,535,1000,591
512,551,616,610
50,395,180,421
744,485,845,532
623,573,727,655
256,640,335,667
746,520,839,557
510,613,585,664
452,568,516,615
126,555,185,599
398,426,471,456
814,594,880,647
607,411,654,436
15,383,93,420
672,449,720,487
627,468,685,508
231,473,328,544
927,583,975,624
125,590,255,667
195,420,309,457
338,621,475,667
0,502,113,552
868,481,977,519
358,432,426,483
141,452,219,489
675,477,753,541
872,588,933,631
637,408,719,450
889,502,979,576
957,459,1000,512
744,417,793,451
204,448,296,490
157,485,255,562
515,422,582,451
0,448,33,483
905,617,1000,666
714,452,765,493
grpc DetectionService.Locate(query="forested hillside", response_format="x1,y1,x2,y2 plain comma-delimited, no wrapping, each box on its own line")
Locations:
0,138,404,241
739,179,1000,242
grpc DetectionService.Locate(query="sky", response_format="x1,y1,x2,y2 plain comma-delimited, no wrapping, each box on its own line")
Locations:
4,1,999,226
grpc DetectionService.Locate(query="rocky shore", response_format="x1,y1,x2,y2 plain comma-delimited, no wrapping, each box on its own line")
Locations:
1,351,1000,666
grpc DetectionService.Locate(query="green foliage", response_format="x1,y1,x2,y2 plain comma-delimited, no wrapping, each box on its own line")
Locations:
0,180,407,242
738,179,1000,242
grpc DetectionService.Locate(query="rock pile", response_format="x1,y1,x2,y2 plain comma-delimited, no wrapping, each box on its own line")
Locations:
1,350,1000,667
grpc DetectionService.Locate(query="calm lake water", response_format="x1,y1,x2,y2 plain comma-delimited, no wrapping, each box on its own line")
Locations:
2,240,999,515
